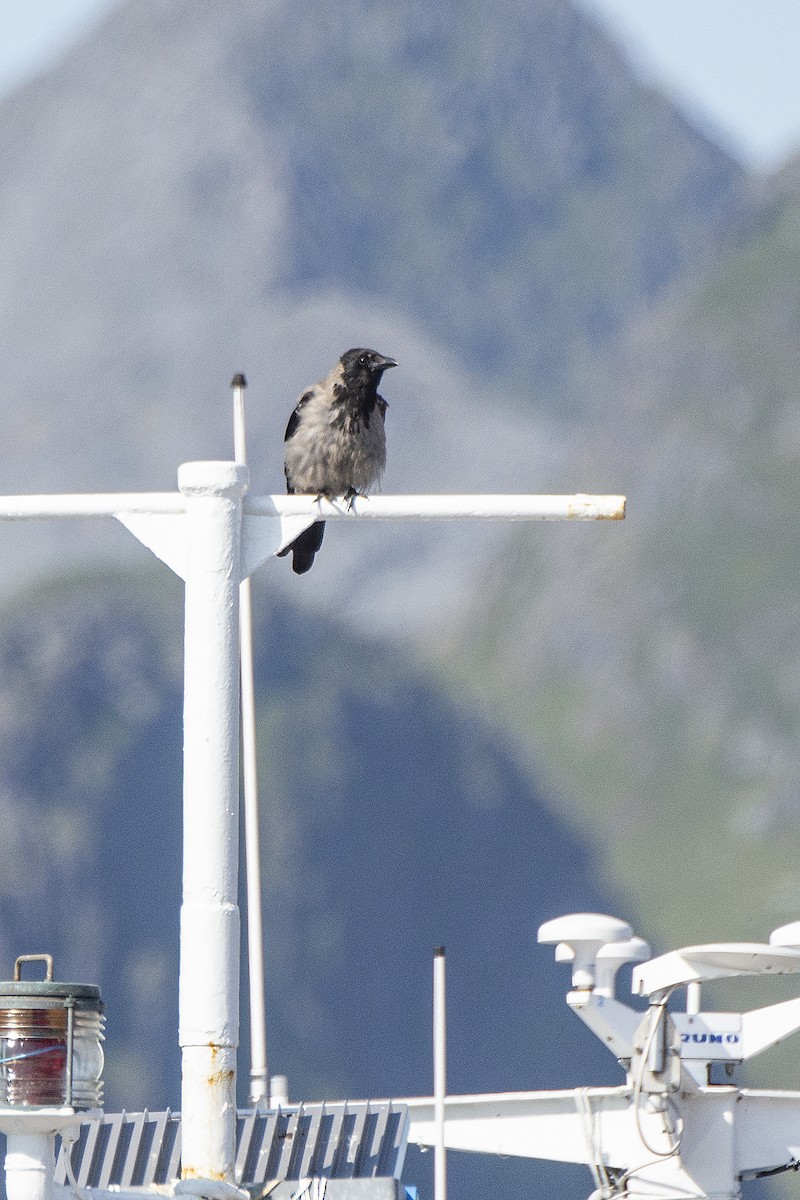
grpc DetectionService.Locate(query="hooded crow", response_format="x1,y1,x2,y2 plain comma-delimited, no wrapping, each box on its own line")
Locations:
280,348,397,574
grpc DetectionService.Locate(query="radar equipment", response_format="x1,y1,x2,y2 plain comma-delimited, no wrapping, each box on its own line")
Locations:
397,911,800,1199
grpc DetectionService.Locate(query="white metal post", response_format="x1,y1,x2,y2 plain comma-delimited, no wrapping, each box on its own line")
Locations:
3,1134,54,1200
433,947,447,1200
177,461,247,1183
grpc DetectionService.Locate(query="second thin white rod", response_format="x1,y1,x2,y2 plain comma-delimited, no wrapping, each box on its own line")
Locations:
233,374,269,1104
434,946,447,1200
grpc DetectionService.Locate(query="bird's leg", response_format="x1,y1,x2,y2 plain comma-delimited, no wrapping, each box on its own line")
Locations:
343,487,363,511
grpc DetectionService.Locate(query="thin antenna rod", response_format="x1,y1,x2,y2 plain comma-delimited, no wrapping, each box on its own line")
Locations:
232,372,269,1104
433,946,447,1200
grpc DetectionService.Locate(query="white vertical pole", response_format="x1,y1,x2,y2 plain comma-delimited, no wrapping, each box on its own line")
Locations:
4,1134,54,1200
231,375,269,1105
178,460,247,1182
433,946,447,1200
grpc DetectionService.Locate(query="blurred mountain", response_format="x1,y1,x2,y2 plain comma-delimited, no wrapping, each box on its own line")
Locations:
0,0,752,499
0,570,630,1199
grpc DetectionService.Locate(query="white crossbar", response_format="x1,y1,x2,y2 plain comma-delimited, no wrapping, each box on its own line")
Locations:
0,492,624,522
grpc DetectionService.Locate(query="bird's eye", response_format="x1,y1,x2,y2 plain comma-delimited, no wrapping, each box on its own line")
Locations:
358,354,369,366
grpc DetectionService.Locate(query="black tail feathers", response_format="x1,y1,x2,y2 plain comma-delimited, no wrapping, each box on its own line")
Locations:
280,520,326,575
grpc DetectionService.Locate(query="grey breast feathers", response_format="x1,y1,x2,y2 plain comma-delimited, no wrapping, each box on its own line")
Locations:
284,384,386,496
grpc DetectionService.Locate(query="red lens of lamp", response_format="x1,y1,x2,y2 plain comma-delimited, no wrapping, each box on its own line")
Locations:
4,1035,67,1105
0,1008,69,1106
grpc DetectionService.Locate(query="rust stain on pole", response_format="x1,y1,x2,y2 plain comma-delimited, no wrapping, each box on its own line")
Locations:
567,495,626,520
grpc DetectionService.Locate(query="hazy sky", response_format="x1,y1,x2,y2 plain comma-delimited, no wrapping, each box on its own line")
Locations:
1,0,800,173
579,0,800,171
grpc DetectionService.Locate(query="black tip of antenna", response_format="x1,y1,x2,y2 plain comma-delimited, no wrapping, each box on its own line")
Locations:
231,372,247,388
434,946,446,957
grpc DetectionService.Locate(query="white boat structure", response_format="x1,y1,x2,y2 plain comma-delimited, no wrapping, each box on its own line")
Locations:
1,381,798,1199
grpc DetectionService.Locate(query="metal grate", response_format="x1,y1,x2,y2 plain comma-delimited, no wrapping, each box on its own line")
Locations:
54,1102,408,1188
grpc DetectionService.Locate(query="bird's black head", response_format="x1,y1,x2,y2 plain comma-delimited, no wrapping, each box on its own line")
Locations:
339,348,397,391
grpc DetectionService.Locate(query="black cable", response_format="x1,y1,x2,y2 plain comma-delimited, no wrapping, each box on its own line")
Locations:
744,1159,800,1180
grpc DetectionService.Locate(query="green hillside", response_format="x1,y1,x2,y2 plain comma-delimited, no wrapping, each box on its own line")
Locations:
446,177,800,1063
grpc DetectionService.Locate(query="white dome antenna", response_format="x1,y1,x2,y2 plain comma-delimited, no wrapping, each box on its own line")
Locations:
538,913,633,991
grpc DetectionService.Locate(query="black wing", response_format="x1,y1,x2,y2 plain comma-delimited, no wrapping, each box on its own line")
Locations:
284,389,315,442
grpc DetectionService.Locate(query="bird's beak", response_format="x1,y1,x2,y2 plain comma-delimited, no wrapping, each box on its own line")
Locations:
378,356,398,370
